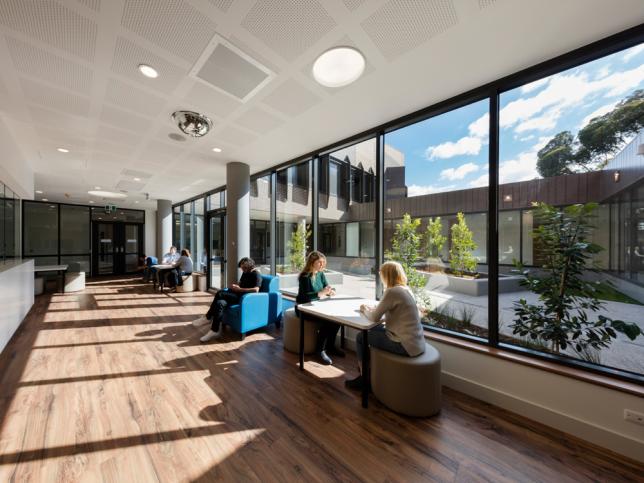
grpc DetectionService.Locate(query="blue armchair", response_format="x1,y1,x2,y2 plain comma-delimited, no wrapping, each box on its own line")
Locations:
222,274,283,339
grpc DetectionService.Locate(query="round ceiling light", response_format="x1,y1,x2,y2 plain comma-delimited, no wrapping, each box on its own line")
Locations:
212,147,222,153
172,110,212,138
138,64,158,78
57,147,69,153
35,190,43,194
312,46,365,88
88,190,127,199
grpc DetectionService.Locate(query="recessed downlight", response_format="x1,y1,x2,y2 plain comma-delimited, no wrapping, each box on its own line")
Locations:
57,147,69,153
95,186,101,190
88,190,127,199
134,177,141,181
138,64,158,78
42,198,48,201
312,46,365,88
35,190,43,194
89,200,94,204
212,147,222,153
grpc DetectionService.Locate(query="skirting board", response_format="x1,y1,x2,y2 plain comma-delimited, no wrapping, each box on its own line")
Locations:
440,371,644,464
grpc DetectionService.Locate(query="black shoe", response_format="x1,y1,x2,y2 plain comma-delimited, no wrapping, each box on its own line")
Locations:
327,347,346,358
345,375,363,390
318,350,333,365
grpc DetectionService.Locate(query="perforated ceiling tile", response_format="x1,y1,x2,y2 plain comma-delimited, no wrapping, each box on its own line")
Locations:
361,0,458,61
77,0,101,11
261,78,321,117
121,168,153,179
115,180,145,191
217,124,257,146
229,34,281,75
98,124,142,147
184,81,242,118
206,0,235,12
5,36,93,94
343,0,366,11
121,0,217,62
92,139,136,157
21,77,91,116
0,0,97,61
234,107,284,134
143,139,187,161
100,105,153,134
105,78,167,117
479,0,496,7
111,36,187,94
29,105,95,136
241,0,336,61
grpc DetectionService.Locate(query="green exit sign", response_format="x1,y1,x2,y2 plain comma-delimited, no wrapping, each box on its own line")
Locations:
104,204,117,213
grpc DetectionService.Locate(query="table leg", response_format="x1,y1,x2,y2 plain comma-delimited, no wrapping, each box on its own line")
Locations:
61,270,65,294
362,329,369,408
340,325,345,349
299,310,305,371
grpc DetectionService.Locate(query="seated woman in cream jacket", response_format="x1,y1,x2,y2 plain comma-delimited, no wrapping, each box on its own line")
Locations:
346,261,425,390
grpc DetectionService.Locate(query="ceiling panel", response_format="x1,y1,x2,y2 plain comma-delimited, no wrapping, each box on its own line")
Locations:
261,78,321,117
233,106,284,134
99,104,154,134
104,77,168,117
20,77,91,116
0,0,97,61
183,81,242,118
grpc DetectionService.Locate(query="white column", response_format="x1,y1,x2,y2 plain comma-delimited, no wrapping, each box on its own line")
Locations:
226,162,250,285
156,199,172,257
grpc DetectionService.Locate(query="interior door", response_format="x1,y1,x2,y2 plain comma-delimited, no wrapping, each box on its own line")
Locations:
95,223,115,275
209,213,226,289
93,222,142,275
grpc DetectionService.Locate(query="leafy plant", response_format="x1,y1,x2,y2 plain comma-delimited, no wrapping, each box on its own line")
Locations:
385,213,426,290
287,222,310,272
449,212,478,276
511,202,642,354
424,217,446,259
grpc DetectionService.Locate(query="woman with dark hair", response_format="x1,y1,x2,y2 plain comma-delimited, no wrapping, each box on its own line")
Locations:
296,251,343,365
192,257,262,342
167,249,193,292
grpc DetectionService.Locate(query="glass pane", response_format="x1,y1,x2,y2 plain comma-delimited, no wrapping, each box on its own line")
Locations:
97,224,114,275
210,216,225,288
61,255,90,273
181,202,192,253
33,256,59,267
98,255,114,275
173,206,180,248
194,199,205,272
125,254,138,272
0,183,5,261
384,99,490,337
24,202,59,256
276,161,312,289
60,205,90,254
499,41,644,377
250,175,271,272
125,225,139,253
208,191,225,211
90,207,143,222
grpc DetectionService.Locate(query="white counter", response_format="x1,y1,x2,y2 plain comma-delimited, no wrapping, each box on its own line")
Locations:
0,259,34,354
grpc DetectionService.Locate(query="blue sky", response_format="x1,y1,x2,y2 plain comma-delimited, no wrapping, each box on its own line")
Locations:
385,42,644,197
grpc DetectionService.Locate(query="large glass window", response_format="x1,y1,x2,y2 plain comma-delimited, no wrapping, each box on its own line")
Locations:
276,161,312,289
384,99,490,337
318,139,378,297
499,41,644,376
194,199,205,272
61,205,90,255
250,175,271,271
24,202,59,258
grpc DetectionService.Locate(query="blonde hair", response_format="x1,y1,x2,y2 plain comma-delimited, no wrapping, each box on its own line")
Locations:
379,261,407,289
300,251,326,277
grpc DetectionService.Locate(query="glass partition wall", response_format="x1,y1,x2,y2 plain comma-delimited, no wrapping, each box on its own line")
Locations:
171,29,644,383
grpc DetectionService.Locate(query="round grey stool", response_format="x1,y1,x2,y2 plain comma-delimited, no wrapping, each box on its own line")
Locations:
282,307,320,355
370,342,441,417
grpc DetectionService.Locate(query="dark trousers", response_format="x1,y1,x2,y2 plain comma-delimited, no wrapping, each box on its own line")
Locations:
206,291,240,331
317,320,341,352
167,269,191,288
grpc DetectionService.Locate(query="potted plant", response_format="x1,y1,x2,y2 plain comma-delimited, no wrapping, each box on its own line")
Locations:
511,202,641,356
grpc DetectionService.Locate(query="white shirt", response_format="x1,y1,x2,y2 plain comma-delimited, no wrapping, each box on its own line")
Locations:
362,285,426,357
162,252,180,264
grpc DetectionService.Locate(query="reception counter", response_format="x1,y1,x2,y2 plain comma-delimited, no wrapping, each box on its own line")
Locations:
0,259,34,354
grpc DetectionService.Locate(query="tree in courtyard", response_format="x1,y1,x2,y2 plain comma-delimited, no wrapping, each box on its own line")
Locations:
511,202,641,354
536,90,644,177
385,213,426,290
424,217,447,259
287,221,310,272
449,213,478,276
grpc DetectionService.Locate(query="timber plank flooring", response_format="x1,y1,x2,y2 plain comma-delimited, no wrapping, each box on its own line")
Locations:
0,277,641,482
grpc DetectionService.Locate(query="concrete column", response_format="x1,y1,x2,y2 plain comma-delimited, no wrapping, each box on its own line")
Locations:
156,199,172,257
226,162,250,285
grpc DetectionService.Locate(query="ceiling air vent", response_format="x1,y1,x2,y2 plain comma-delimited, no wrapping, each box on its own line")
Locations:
189,34,274,103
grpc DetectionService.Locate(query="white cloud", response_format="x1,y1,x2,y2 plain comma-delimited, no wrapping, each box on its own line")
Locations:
469,174,488,188
407,184,457,197
520,78,549,94
595,65,611,80
425,136,483,160
440,162,479,181
515,107,562,133
468,113,489,138
499,137,549,184
622,44,644,62
597,64,644,97
579,102,617,128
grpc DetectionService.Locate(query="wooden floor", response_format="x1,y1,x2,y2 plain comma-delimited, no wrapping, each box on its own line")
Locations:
0,277,642,482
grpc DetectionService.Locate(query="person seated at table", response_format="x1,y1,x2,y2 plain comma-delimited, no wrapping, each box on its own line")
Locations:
156,246,180,290
142,255,158,282
345,261,425,390
192,257,262,342
166,249,193,292
296,251,343,366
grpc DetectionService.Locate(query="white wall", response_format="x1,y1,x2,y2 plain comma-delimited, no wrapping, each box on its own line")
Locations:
0,116,34,199
341,331,644,463
145,209,157,257
0,259,34,353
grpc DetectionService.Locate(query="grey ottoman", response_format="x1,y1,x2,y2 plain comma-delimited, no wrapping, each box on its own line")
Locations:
282,308,320,355
370,342,441,417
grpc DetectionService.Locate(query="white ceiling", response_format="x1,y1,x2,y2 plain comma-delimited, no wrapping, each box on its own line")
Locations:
0,0,643,210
